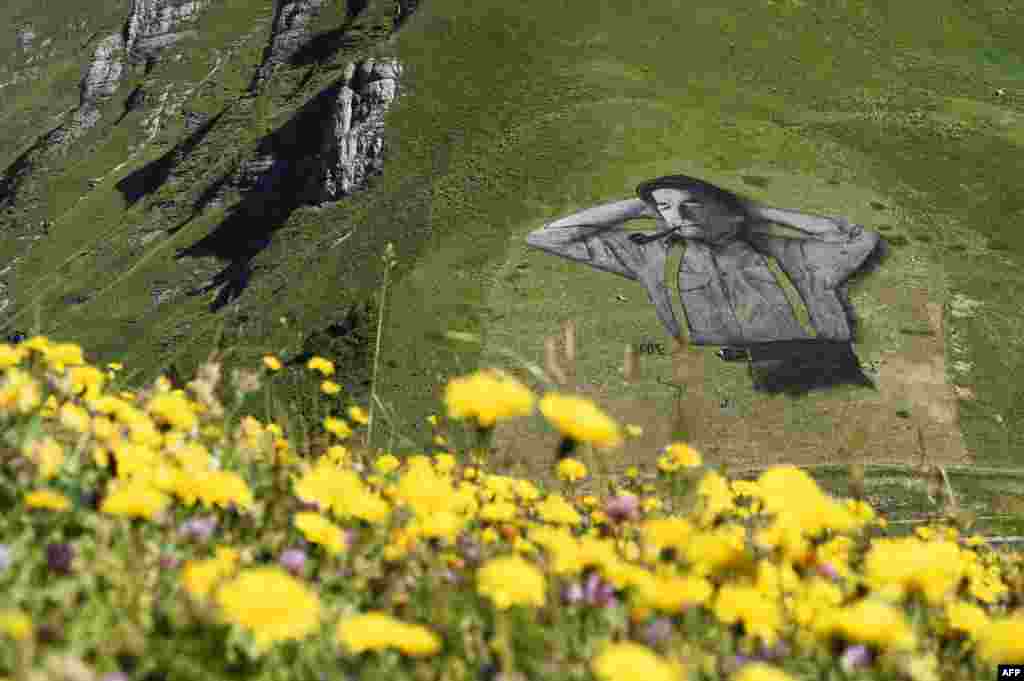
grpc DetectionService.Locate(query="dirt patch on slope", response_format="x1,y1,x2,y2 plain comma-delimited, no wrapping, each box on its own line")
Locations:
490,286,970,482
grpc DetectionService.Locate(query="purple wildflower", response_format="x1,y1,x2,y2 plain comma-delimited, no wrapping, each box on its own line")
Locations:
562,582,585,605
279,548,307,576
840,644,872,672
584,573,617,608
178,516,218,542
816,561,840,580
605,494,640,523
46,543,74,574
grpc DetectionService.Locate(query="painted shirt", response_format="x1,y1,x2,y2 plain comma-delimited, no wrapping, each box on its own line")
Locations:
525,218,881,346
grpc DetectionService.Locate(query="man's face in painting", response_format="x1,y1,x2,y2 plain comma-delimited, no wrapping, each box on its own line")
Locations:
650,187,739,243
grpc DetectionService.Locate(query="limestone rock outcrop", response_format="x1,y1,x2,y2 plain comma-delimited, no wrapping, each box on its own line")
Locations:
251,0,328,90
316,58,402,201
124,0,209,64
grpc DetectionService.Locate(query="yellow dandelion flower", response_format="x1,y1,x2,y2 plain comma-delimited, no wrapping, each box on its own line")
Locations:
306,357,335,376
713,583,782,646
976,614,1024,664
944,600,990,638
556,457,588,483
828,599,917,651
539,392,622,449
294,513,347,555
592,642,679,681
182,552,240,600
262,356,282,371
24,489,71,512
101,482,171,520
477,554,546,610
337,612,441,657
215,567,321,653
444,369,535,428
146,392,199,432
0,344,28,368
0,610,32,641
347,405,368,424
374,454,401,475
324,417,352,439
536,494,582,526
320,380,341,395
734,663,797,681
24,437,65,480
663,442,702,468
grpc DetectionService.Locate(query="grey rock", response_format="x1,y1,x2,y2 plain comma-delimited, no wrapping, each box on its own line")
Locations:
251,0,328,89
316,58,401,201
16,26,36,51
80,34,125,105
125,0,209,63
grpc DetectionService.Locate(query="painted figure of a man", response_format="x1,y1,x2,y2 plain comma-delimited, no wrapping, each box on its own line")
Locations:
525,175,886,394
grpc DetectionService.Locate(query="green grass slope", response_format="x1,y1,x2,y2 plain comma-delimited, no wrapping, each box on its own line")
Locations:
0,0,1020,487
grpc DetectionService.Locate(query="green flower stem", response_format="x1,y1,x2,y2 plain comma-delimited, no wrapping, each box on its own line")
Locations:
492,608,516,675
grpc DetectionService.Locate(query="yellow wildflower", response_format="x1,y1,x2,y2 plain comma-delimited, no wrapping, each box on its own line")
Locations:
262,356,282,371
181,549,240,600
294,513,347,555
592,642,679,681
976,614,1024,664
320,380,341,395
536,494,582,526
863,538,964,605
734,663,797,681
320,417,351,440
477,555,546,610
24,436,65,480
828,599,917,651
58,402,92,434
216,567,322,653
337,612,441,657
307,357,335,376
374,454,401,475
347,405,368,424
100,482,170,520
635,573,713,613
556,458,587,483
0,610,32,641
944,600,990,638
24,489,71,512
713,584,782,646
444,369,535,428
539,392,622,449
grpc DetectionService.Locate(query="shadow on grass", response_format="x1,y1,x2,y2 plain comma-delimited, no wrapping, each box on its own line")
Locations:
175,73,357,312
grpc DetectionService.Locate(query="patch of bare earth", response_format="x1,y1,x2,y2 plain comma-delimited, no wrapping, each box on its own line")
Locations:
491,286,970,482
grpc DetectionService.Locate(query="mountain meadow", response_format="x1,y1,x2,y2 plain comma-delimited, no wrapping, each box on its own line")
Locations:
0,0,1023,679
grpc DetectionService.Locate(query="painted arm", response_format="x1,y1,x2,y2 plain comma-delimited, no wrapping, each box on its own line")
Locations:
751,204,862,241
545,198,657,230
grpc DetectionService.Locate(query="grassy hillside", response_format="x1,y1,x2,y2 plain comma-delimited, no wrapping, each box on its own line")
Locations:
0,0,1020,489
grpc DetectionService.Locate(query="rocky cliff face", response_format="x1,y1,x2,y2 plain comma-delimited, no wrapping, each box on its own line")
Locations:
316,57,402,202
0,0,417,402
124,0,209,64
251,0,328,91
